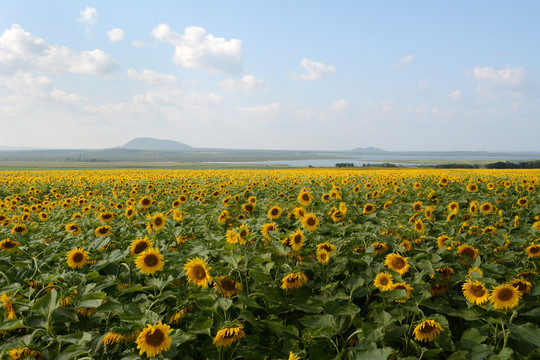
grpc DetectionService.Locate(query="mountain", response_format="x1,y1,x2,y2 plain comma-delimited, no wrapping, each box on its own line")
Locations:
121,138,192,151
350,147,385,153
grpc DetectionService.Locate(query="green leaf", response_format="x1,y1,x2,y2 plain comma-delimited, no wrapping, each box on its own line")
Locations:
263,319,298,338
343,274,365,293
348,347,393,360
56,344,90,360
446,350,468,360
32,288,59,318
299,314,336,329
508,322,540,347
0,319,25,331
417,259,435,274
458,327,488,350
51,307,79,323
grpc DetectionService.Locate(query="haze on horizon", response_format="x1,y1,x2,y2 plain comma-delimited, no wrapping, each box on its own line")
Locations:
1,1,539,152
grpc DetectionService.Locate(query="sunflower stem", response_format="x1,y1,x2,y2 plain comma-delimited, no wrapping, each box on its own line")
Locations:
502,310,517,350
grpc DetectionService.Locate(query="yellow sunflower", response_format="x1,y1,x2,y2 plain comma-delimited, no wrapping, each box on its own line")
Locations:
95,225,112,237
384,253,410,275
136,322,172,358
489,284,520,310
317,242,336,253
38,212,48,221
316,249,330,265
66,247,89,268
517,197,528,207
301,213,319,232
267,205,282,220
374,272,394,291
288,352,301,360
11,224,27,235
391,282,413,301
212,324,246,347
289,229,304,251
412,320,444,343
462,280,489,305
135,248,164,275
297,189,312,206
98,211,115,222
65,223,82,236
1,292,17,319
215,276,242,298
363,204,376,215
510,278,532,295
281,272,308,290
129,237,154,255
466,183,478,193
480,202,493,215
7,347,43,360
261,223,278,240
139,196,153,210
150,212,166,231
526,243,540,258
0,238,19,251
457,244,479,265
371,241,388,255
184,257,212,288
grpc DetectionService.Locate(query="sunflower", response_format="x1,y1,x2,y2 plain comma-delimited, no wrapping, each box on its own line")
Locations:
129,237,154,255
457,244,479,265
414,219,425,234
66,247,89,268
371,241,388,255
213,324,246,347
241,203,255,213
261,223,278,240
430,283,449,296
38,212,48,221
103,332,124,345
412,320,444,343
433,266,455,281
289,229,304,251
139,196,153,210
218,210,231,224
467,267,483,278
95,225,112,237
11,224,27,235
65,223,82,235
331,209,345,223
384,253,410,275
0,238,19,251
1,292,17,319
98,211,115,222
215,276,242,297
363,204,376,215
480,202,492,215
448,201,459,212
412,201,423,211
150,213,166,231
490,284,520,310
391,282,413,301
301,213,319,232
168,305,193,324
267,205,282,220
316,249,330,265
374,272,393,291
297,189,312,206
135,248,164,275
7,347,43,360
184,257,212,288
466,183,478,192
526,243,540,258
510,279,532,295
462,280,489,305
517,197,528,207
237,224,250,244
317,242,336,253
136,322,172,358
226,229,240,244
281,272,308,290
288,352,301,360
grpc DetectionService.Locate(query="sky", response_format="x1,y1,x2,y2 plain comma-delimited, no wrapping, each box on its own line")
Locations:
0,1,539,151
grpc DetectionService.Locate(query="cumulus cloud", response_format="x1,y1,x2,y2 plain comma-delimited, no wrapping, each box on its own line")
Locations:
78,6,98,25
328,99,351,112
219,74,268,93
449,90,461,101
127,68,178,85
151,24,243,75
0,24,119,75
393,54,414,68
107,28,125,42
290,58,336,81
237,102,280,115
472,65,529,99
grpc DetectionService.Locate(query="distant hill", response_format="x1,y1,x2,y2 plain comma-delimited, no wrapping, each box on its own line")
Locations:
121,138,192,151
350,147,385,153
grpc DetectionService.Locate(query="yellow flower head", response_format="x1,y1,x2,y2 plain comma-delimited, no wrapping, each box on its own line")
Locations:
212,324,245,347
184,257,212,288
66,247,89,268
135,248,164,275
136,322,172,357
413,320,444,343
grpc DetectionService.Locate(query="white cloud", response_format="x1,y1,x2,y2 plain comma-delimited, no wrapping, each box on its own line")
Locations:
131,40,149,48
394,54,414,68
151,24,243,75
0,24,119,75
107,28,125,42
472,65,525,86
328,99,351,112
78,6,98,25
127,68,178,85
237,102,280,115
290,58,336,81
219,74,268,93
418,78,431,89
449,90,461,101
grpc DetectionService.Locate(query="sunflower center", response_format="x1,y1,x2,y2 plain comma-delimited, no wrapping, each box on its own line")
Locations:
512,282,526,292
14,226,25,232
98,227,108,234
461,248,475,258
366,206,373,211
306,217,316,226
302,194,310,201
530,246,540,254
418,323,435,334
144,254,159,267
142,199,151,206
270,209,278,215
154,217,163,226
379,277,389,285
497,288,514,301
134,242,148,254
470,284,486,297
392,257,405,269
3,240,15,249
73,252,84,263
193,265,207,280
294,235,302,244
220,278,236,291
145,329,165,347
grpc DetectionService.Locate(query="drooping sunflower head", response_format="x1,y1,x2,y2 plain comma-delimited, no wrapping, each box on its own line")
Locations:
98,211,115,222
66,247,89,268
413,320,444,343
384,253,410,275
136,322,172,358
212,324,246,347
7,347,43,360
0,238,19,251
457,244,479,264
184,257,212,288
490,284,520,311
129,237,154,255
290,229,304,251
281,272,308,290
371,241,388,255
135,248,164,275
510,278,531,296
374,272,393,291
94,225,112,237
11,224,27,235
215,276,242,298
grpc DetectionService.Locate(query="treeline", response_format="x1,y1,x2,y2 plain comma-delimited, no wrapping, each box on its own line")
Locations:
434,160,540,169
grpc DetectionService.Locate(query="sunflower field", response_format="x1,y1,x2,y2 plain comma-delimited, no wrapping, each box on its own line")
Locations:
1,168,540,360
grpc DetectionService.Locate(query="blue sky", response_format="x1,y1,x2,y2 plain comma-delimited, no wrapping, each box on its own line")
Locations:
0,1,539,151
